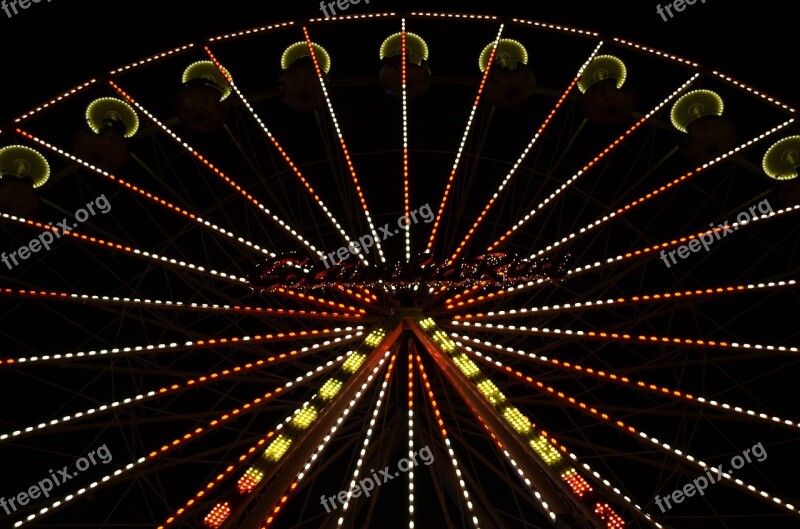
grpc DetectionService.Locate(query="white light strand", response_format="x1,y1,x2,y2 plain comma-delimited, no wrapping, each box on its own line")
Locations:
108,81,324,259
495,74,699,250
533,119,795,259
0,211,249,285
1,334,362,441
4,326,362,365
10,358,347,528
335,355,395,526
204,48,365,264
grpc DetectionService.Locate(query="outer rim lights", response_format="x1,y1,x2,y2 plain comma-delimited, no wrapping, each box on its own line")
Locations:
86,97,140,138
182,60,232,100
578,55,627,94
0,145,50,188
762,136,800,180
282,42,331,73
479,39,528,71
670,89,724,133
380,32,430,65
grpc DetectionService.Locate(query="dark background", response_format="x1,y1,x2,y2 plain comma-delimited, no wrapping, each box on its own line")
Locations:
0,2,797,529
0,0,796,126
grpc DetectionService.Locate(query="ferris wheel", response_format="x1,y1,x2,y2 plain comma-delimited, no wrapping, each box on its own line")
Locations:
0,10,798,529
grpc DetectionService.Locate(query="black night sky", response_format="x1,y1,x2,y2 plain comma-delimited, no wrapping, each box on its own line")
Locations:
0,2,798,529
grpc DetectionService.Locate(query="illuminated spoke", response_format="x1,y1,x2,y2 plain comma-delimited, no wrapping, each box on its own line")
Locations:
487,74,700,252
10,357,346,529
427,24,505,252
448,320,799,355
449,41,604,262
401,20,412,262
0,326,362,366
109,80,323,258
1,333,363,442
453,280,797,320
334,354,397,527
470,350,797,516
301,26,386,263
415,354,481,529
454,336,800,433
0,212,248,285
203,46,365,263
566,203,800,279
407,348,416,529
19,129,275,258
532,119,795,259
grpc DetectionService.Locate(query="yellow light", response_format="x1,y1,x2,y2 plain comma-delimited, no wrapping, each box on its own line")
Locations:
479,39,528,71
0,145,50,188
342,352,367,373
319,379,343,401
529,435,562,465
670,89,724,133
432,330,456,352
264,434,293,462
380,32,430,65
364,329,386,347
578,55,627,93
282,42,331,73
86,97,140,138
503,406,531,433
182,60,232,100
292,406,318,430
419,318,435,329
452,354,481,378
762,136,800,181
476,379,506,405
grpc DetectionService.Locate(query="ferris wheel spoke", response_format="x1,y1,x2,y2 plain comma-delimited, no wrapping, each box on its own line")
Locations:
433,279,548,314
107,80,323,259
16,129,276,259
268,287,369,315
411,317,628,527
415,353,483,529
466,350,799,518
448,320,799,356
448,41,605,263
0,286,365,320
0,326,361,366
202,46,367,264
453,280,797,320
331,353,397,527
0,211,250,286
426,23,505,254
487,74,700,253
400,19,413,262
532,119,795,260
10,356,346,529
454,336,800,434
219,342,398,529
565,202,800,279
300,26,386,264
0,331,364,443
